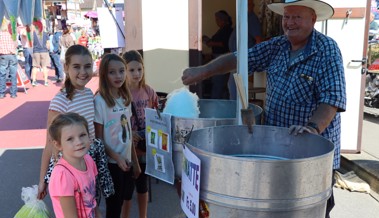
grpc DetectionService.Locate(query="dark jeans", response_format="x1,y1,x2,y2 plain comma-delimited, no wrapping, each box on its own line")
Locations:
23,47,33,79
0,54,17,96
49,52,64,79
325,170,336,218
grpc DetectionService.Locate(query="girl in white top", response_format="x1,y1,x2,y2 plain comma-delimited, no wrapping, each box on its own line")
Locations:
94,54,140,217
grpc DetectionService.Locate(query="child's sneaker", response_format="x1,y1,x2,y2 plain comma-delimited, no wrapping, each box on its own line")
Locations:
44,81,49,87
32,81,38,87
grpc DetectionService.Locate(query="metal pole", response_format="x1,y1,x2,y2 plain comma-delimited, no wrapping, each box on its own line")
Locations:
236,0,248,124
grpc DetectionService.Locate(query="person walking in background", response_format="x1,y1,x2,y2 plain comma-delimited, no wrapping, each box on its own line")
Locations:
59,26,75,64
18,24,33,80
182,1,346,217
49,24,64,83
48,113,97,218
0,19,18,99
31,20,50,87
122,50,158,218
94,54,140,218
202,10,233,99
227,0,263,100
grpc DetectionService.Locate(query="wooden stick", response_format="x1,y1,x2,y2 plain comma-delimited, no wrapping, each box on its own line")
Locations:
233,73,248,109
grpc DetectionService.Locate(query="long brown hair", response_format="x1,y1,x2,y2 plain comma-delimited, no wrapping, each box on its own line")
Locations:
97,53,132,107
121,50,146,88
62,44,92,100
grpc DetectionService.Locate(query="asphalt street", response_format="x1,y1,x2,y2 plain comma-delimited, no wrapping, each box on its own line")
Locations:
1,147,379,218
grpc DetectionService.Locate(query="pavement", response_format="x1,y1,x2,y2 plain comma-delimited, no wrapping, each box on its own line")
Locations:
1,68,379,217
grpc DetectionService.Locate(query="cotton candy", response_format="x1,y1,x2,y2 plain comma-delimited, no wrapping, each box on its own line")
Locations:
163,87,200,118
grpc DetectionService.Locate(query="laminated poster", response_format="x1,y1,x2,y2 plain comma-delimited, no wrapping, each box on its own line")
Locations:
180,144,201,218
144,108,174,184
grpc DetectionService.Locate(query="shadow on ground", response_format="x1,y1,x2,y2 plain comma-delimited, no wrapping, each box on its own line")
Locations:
0,101,49,131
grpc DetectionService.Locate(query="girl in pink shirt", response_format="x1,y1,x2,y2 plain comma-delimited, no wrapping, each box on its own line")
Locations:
48,113,98,218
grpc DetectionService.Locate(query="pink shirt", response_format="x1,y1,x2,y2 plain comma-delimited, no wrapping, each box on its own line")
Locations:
131,85,158,130
49,154,98,218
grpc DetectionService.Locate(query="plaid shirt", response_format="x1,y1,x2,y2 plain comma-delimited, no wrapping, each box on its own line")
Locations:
0,30,17,55
246,30,346,169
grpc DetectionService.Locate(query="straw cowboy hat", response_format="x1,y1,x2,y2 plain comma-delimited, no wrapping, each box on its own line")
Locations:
268,0,334,21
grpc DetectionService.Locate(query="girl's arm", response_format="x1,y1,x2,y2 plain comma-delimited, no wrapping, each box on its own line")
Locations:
60,196,79,218
38,110,61,200
131,143,141,178
94,122,129,172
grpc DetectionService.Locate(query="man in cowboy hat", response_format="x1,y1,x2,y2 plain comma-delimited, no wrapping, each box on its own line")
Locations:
182,0,345,217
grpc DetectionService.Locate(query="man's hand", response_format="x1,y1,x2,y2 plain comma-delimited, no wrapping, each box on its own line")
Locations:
182,66,206,85
289,125,318,135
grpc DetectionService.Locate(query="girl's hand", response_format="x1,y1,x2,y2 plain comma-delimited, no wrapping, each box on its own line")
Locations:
132,131,142,145
37,181,47,200
133,162,141,179
115,154,130,172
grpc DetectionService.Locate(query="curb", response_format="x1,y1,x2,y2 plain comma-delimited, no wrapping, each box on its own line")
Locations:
341,154,379,198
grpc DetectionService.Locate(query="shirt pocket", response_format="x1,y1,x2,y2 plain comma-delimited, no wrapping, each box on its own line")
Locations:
285,73,314,105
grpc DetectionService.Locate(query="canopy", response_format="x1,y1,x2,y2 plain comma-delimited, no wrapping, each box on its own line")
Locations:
84,11,98,18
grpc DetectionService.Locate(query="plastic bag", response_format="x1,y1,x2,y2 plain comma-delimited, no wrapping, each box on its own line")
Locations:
14,185,51,218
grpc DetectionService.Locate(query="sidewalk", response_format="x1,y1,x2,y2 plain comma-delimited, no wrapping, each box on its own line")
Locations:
341,114,379,197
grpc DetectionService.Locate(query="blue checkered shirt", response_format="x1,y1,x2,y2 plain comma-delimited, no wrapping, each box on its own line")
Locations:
245,30,346,169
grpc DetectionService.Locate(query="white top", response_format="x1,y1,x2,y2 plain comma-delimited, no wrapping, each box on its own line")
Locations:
49,88,95,140
94,94,132,164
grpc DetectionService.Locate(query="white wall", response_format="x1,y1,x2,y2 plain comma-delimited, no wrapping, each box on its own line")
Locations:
142,0,189,93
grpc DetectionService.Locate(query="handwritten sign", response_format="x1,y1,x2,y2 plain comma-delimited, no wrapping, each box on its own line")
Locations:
181,144,201,218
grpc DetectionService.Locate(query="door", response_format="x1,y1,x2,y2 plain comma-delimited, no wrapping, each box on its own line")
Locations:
315,0,370,153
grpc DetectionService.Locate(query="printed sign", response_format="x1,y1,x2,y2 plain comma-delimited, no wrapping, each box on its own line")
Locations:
181,145,201,218
145,108,174,184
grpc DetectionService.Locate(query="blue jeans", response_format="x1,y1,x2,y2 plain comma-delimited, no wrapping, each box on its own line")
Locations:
0,54,18,96
23,47,33,79
49,52,64,79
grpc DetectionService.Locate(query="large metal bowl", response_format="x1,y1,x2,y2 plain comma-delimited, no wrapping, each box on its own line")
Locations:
186,125,335,218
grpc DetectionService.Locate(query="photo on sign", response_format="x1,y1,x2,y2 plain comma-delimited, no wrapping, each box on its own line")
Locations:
154,153,165,173
148,129,158,148
159,132,170,152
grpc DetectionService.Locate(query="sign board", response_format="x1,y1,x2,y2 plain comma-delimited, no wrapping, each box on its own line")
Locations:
180,144,201,218
6,64,30,94
145,108,175,184
97,7,125,48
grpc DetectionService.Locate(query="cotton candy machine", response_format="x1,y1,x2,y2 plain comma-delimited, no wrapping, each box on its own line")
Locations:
172,99,263,177
185,125,335,218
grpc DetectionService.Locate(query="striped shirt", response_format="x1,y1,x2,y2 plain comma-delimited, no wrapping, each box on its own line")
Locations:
49,88,95,140
0,30,17,54
244,30,346,169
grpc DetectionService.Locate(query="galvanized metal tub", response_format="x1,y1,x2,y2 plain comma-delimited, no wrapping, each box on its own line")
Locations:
172,99,263,177
186,125,335,218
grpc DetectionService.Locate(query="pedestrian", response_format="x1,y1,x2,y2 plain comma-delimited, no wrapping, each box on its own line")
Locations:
227,0,263,100
49,24,64,83
48,112,97,218
122,50,159,218
94,53,141,218
202,10,233,99
77,29,89,48
18,25,33,80
59,26,75,64
37,44,114,218
31,19,50,87
0,18,18,99
182,1,346,217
